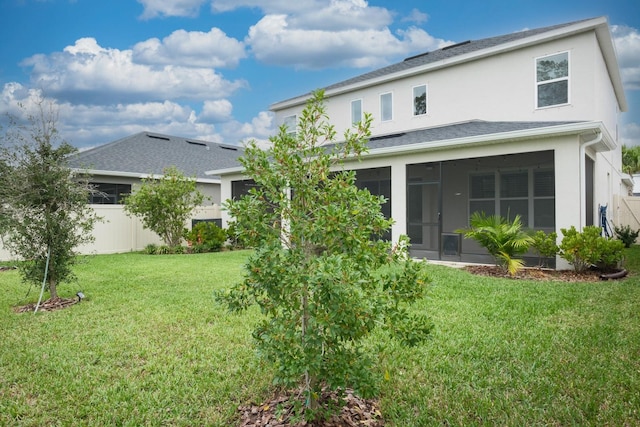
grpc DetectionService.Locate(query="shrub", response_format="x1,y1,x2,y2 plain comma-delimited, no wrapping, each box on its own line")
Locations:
144,243,158,255
185,222,226,252
530,231,559,267
613,224,639,248
156,245,171,255
456,212,533,275
559,225,625,272
225,222,248,250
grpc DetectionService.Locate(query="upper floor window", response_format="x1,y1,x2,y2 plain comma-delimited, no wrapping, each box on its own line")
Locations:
380,92,393,122
351,99,363,125
283,115,297,136
536,52,569,108
412,85,427,116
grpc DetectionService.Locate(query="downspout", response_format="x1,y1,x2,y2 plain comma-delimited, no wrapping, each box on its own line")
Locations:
579,131,603,229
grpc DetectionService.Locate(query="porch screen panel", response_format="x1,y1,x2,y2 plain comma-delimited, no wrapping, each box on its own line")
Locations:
469,173,495,216
500,171,528,224
534,169,555,228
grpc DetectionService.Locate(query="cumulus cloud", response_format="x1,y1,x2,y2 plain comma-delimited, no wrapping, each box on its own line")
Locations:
402,8,429,24
199,99,234,122
20,37,247,105
132,28,246,68
246,14,446,69
135,1,446,71
612,25,640,90
0,84,265,148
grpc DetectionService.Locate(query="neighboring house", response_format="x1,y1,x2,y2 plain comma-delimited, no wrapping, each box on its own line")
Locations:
0,131,243,260
69,131,243,206
211,16,631,269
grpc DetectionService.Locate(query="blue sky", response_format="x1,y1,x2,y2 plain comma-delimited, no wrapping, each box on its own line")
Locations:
0,0,639,149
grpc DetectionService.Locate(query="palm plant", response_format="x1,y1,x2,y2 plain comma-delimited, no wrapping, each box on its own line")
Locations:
457,212,534,275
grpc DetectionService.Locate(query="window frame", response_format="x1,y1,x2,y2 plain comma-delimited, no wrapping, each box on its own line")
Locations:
412,84,427,116
89,182,131,204
283,114,297,136
535,51,570,109
380,91,393,122
351,99,363,126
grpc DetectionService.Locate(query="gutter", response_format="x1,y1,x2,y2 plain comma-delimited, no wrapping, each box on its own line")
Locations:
72,168,221,184
579,131,603,229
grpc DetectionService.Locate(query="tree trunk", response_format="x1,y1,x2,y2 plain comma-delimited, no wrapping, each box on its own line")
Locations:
48,278,58,300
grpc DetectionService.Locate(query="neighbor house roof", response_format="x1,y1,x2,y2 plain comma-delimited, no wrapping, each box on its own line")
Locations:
68,132,243,181
207,120,613,176
272,16,626,112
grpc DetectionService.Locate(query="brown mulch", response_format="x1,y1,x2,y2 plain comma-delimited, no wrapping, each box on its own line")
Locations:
463,265,628,282
14,297,79,313
238,387,384,427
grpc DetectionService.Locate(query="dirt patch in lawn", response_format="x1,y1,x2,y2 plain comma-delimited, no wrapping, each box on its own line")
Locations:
463,265,628,282
238,387,384,427
14,297,79,313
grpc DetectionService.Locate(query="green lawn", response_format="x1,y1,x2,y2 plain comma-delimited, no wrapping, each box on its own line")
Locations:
1,249,639,426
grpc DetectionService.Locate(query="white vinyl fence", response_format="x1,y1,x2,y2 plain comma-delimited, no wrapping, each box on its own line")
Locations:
0,204,222,261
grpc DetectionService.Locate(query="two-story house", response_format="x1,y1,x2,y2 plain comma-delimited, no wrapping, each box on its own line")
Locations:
212,16,629,268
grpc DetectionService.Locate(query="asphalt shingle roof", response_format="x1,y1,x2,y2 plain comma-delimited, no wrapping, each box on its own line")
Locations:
365,120,584,151
325,18,592,92
68,132,243,180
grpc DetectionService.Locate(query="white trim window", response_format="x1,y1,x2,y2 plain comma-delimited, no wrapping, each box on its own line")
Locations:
536,51,569,108
412,84,427,116
351,99,363,125
380,92,393,122
283,114,297,136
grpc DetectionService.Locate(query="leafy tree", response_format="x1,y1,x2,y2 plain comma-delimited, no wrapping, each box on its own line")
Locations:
0,101,99,300
456,212,534,275
123,166,205,248
217,90,431,418
622,145,640,175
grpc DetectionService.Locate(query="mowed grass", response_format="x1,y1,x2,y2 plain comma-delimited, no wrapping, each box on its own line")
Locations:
1,248,639,426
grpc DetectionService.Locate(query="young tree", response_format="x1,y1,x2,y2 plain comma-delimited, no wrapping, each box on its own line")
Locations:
123,166,204,248
0,101,99,300
218,90,432,418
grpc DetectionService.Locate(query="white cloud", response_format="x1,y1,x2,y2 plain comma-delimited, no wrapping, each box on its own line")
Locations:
612,25,640,90
137,0,206,19
287,0,392,31
199,99,233,122
136,1,447,71
21,38,247,105
0,84,273,149
246,14,447,69
402,8,429,24
132,28,246,68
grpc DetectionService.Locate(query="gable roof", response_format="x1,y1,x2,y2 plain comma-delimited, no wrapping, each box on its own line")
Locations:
68,132,243,181
272,16,626,112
